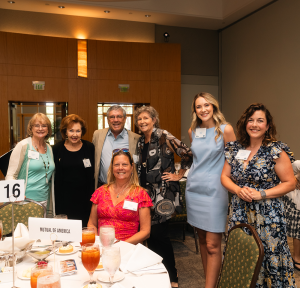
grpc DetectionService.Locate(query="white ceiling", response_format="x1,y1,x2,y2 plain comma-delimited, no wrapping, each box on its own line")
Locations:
0,0,275,30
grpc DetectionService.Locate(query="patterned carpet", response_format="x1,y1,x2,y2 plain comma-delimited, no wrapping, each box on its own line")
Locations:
169,224,300,288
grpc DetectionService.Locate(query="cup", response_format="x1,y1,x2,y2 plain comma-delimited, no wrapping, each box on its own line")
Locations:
31,264,53,288
100,225,115,247
37,272,61,288
82,243,101,285
81,227,96,246
102,246,121,286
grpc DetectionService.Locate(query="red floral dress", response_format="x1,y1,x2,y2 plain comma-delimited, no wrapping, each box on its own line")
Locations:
90,185,153,241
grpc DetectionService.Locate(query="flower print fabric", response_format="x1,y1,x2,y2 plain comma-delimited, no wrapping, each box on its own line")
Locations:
224,140,296,287
90,185,153,241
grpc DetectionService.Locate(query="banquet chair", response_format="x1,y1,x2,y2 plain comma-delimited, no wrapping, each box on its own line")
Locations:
169,180,199,254
217,223,264,288
0,198,46,236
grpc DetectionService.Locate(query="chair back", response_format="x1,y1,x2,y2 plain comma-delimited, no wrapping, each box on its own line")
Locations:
217,223,264,288
0,198,46,236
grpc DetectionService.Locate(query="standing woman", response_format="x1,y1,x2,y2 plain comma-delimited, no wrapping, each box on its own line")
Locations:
53,114,95,227
6,113,55,210
185,92,236,288
221,103,296,287
135,106,193,288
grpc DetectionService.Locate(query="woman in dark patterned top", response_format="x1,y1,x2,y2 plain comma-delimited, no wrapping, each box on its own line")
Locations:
135,106,193,288
221,103,297,287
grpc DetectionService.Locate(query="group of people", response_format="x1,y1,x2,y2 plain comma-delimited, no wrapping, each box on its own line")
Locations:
5,94,300,288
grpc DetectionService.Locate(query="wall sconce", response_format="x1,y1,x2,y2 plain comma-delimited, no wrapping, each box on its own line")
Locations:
164,32,170,42
78,39,87,78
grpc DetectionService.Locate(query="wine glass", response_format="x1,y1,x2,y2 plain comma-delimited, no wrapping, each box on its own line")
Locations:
100,225,115,247
102,246,121,286
175,162,181,175
0,220,3,241
37,273,61,288
81,227,96,246
31,264,53,288
82,243,101,285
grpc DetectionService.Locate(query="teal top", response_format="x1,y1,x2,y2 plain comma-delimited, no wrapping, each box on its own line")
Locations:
25,147,55,201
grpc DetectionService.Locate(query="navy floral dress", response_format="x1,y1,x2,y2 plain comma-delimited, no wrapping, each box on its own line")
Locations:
225,141,297,288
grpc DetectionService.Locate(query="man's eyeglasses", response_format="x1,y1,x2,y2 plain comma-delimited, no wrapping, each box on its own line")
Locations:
108,115,123,120
113,148,129,154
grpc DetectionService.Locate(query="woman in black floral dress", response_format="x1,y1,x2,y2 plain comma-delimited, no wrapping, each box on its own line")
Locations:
221,103,297,287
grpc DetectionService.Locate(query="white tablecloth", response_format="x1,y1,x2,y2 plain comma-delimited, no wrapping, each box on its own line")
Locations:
1,240,171,288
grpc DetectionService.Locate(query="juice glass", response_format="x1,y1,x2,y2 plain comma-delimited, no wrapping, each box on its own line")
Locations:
31,264,53,288
82,243,100,285
37,273,61,288
80,227,95,246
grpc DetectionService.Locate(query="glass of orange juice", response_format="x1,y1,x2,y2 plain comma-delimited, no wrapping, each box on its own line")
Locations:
80,227,95,246
31,264,53,288
82,243,100,285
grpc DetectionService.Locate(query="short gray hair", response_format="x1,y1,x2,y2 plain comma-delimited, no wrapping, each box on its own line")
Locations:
107,105,126,118
134,106,160,128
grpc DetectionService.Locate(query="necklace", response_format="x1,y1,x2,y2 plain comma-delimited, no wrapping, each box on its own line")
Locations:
116,184,129,198
35,143,50,184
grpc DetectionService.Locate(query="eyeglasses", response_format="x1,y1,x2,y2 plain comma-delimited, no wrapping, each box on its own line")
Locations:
112,148,129,154
108,115,123,120
33,124,47,129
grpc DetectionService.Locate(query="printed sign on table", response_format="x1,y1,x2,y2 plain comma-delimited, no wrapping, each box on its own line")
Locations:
0,180,25,202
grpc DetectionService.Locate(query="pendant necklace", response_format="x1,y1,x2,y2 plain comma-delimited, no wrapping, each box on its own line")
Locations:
35,143,50,184
116,184,129,198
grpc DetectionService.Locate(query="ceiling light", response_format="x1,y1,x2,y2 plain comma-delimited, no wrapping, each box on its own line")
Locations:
58,6,65,9
8,1,15,3
104,10,110,13
145,15,151,17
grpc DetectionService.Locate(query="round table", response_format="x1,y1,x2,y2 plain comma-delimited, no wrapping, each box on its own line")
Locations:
1,241,171,288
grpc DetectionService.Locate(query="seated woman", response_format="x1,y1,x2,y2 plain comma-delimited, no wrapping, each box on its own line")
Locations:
87,149,153,244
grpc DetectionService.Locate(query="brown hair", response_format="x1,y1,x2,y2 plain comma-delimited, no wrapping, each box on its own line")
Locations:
236,103,277,147
27,113,52,141
106,150,140,190
134,106,160,128
190,92,227,142
60,114,87,140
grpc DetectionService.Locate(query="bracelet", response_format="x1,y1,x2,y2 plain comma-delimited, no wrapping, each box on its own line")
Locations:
260,190,266,200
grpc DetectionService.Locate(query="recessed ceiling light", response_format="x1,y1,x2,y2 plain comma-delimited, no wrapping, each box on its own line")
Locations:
104,10,110,13
58,6,65,9
8,1,15,3
145,15,151,17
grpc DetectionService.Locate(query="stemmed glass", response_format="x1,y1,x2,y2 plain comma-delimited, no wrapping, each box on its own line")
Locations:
37,273,61,288
81,227,96,246
82,243,101,285
175,162,181,175
102,247,121,286
100,225,115,247
0,220,3,241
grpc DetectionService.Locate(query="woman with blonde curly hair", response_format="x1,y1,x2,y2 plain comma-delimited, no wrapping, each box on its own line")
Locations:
6,113,55,210
186,92,235,288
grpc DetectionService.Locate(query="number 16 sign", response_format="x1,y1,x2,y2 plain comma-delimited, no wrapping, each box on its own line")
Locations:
0,180,25,202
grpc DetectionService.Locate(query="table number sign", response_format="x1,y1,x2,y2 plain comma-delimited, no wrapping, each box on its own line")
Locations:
0,179,25,202
29,218,82,242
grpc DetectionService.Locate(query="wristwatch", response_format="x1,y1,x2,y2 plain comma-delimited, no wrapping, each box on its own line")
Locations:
260,190,267,200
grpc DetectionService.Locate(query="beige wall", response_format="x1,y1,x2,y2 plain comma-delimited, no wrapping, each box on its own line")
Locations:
0,9,155,43
221,0,300,157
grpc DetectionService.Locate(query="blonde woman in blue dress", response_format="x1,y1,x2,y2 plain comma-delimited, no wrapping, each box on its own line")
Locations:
186,92,236,288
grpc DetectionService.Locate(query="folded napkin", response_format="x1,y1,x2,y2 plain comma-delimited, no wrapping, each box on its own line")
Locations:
120,243,163,274
129,263,167,276
0,223,35,252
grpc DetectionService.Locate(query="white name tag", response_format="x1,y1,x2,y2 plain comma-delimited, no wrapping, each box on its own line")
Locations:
28,150,39,160
236,149,251,160
123,200,138,211
83,159,91,168
133,155,139,164
195,128,206,138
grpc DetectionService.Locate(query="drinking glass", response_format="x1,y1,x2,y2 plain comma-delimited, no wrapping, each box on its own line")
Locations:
54,214,67,219
37,273,61,288
81,227,96,246
0,220,3,241
100,225,115,247
31,264,53,288
82,243,101,285
174,162,181,175
102,247,121,286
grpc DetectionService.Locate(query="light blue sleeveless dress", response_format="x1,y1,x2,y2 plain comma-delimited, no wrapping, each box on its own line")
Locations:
186,124,228,233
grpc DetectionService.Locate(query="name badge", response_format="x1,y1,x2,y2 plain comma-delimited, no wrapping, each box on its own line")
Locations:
195,128,206,138
123,200,138,211
236,150,251,160
133,155,139,164
28,150,39,160
83,159,91,168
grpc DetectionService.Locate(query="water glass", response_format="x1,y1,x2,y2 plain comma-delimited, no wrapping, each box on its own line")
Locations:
37,273,61,288
102,246,121,286
31,264,53,288
100,225,115,247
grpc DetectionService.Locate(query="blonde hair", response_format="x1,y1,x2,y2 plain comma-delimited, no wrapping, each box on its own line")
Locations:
134,106,160,128
26,113,52,141
190,92,227,142
106,150,141,193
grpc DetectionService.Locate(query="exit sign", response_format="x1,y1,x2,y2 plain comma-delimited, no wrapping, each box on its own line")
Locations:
32,81,45,90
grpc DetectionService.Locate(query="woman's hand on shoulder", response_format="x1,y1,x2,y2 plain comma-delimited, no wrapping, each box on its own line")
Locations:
223,125,236,144
236,186,253,202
